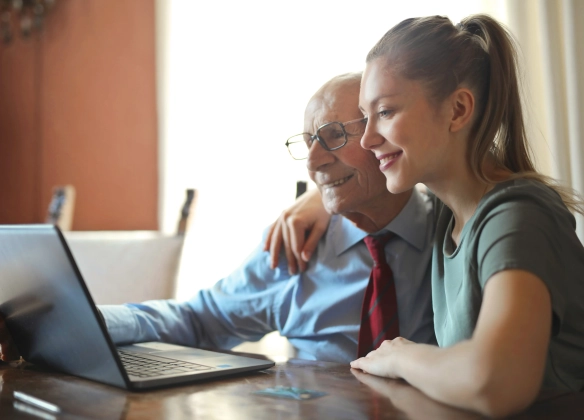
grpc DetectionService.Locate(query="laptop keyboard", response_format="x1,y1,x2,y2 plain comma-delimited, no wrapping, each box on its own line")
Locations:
118,350,213,378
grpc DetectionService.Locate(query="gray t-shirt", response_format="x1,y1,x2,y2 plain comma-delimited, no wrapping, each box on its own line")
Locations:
431,178,584,392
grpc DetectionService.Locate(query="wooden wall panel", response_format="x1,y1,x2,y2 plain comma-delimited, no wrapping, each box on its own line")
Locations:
0,37,39,223
0,0,158,230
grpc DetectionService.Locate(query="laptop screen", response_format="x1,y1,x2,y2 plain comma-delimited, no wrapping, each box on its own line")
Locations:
0,225,127,388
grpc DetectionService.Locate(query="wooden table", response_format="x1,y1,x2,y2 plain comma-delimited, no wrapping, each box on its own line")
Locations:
0,358,582,419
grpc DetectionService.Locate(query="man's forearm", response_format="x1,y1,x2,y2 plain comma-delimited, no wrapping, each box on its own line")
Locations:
99,305,144,345
99,301,201,346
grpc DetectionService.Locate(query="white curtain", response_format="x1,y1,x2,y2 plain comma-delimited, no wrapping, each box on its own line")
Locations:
507,0,584,242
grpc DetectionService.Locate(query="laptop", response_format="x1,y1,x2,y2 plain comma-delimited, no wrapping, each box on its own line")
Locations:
0,224,274,390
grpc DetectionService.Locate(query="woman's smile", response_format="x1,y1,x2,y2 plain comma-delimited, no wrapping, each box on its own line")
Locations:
377,151,403,171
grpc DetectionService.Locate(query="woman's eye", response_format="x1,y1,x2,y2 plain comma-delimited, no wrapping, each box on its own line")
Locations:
379,109,394,118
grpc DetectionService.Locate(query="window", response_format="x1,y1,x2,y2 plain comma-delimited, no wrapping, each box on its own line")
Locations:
157,0,507,298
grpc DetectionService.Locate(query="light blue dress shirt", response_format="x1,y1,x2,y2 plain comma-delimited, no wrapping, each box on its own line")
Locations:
100,189,435,363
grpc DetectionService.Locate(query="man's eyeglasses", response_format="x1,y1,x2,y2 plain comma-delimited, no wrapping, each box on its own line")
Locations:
285,118,367,160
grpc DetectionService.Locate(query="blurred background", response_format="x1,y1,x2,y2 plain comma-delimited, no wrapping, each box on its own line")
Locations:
0,0,582,302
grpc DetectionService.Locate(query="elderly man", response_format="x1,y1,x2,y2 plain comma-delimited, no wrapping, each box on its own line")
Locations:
0,73,434,364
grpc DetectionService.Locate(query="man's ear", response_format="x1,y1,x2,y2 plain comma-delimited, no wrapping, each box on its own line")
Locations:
449,88,475,133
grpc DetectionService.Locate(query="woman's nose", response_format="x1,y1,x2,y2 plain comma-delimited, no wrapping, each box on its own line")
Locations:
360,120,383,151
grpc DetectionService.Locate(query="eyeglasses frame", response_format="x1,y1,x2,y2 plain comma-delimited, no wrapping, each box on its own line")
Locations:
285,117,368,160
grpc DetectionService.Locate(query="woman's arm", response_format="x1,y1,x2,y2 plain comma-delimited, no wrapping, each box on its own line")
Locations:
351,369,477,420
263,188,331,274
351,269,551,417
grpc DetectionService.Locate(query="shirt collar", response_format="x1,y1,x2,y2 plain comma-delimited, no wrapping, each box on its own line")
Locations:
329,188,430,256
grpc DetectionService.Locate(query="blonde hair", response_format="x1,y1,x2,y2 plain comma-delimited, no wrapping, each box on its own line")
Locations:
367,14,584,215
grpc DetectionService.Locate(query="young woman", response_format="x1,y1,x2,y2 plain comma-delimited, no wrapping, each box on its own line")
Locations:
266,14,584,417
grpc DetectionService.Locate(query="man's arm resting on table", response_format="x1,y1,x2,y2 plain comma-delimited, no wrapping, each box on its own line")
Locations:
98,304,144,345
98,298,236,348
97,239,288,349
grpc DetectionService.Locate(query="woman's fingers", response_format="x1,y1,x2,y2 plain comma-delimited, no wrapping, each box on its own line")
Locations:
263,221,276,252
349,339,409,378
266,220,283,269
287,215,309,273
301,217,328,262
281,216,299,274
265,189,329,273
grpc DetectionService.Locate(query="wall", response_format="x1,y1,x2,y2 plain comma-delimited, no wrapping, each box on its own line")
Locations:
0,0,158,230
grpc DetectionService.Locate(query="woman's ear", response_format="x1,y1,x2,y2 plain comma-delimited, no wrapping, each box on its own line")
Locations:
449,88,475,133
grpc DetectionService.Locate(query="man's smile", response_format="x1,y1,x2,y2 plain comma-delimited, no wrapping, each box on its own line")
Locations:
320,175,354,189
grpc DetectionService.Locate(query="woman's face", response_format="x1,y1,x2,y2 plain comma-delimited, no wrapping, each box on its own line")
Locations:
359,58,455,194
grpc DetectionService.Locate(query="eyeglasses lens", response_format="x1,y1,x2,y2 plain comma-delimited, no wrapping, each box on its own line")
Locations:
343,119,366,137
317,122,346,150
286,133,310,160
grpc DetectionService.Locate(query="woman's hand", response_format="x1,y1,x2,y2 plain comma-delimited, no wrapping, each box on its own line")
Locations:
0,315,20,361
350,337,414,379
264,189,331,274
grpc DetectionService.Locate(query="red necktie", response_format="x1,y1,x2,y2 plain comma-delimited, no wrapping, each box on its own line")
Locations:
357,232,400,358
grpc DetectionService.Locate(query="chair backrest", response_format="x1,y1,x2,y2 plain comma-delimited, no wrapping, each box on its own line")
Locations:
296,181,307,199
64,189,195,304
46,185,76,231
65,231,184,304
176,188,196,235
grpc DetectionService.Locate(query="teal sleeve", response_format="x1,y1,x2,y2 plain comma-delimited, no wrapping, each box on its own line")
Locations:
476,202,566,334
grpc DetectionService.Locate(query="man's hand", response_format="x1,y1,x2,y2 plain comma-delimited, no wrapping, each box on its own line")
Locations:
0,315,20,361
264,189,330,274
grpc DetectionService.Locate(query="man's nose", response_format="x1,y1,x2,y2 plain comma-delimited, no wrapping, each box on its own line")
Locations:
306,140,335,172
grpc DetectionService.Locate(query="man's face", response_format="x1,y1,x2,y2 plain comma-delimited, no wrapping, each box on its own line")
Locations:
305,84,390,216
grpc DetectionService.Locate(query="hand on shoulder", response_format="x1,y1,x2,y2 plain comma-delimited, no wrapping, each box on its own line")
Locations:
264,189,330,274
